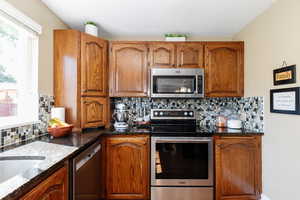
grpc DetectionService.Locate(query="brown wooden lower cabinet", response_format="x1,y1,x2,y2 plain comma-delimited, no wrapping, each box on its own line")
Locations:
104,135,150,200
20,166,68,200
214,136,262,200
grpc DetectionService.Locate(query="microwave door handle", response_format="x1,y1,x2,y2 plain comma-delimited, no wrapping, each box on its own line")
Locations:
195,75,198,94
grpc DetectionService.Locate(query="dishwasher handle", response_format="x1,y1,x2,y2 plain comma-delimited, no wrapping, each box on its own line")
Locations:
75,144,101,171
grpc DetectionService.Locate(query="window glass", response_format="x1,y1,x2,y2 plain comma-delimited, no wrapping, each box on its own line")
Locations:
0,13,38,128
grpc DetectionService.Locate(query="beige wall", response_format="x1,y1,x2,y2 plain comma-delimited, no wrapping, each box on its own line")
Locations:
6,0,68,95
234,0,300,199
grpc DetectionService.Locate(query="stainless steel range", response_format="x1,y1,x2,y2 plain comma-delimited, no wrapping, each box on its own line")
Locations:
150,109,213,200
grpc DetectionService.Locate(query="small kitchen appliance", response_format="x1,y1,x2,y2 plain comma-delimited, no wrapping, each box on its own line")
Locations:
150,68,204,98
112,103,129,130
227,113,243,129
150,109,213,200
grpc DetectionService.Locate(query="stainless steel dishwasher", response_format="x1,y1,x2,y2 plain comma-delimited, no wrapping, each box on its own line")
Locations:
72,141,102,200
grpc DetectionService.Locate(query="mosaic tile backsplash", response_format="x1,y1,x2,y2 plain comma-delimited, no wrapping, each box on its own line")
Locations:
112,97,264,131
0,95,54,148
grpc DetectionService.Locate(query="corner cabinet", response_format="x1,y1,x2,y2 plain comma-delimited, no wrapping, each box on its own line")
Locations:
54,30,109,129
104,135,150,200
20,167,68,200
205,42,244,97
109,43,149,97
215,136,262,200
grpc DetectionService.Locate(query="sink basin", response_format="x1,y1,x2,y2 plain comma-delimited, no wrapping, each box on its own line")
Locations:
0,156,45,184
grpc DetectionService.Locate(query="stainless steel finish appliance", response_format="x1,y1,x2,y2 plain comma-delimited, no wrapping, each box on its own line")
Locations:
112,103,129,129
151,187,213,200
151,137,213,186
150,68,204,98
150,109,213,200
72,142,102,200
151,109,196,120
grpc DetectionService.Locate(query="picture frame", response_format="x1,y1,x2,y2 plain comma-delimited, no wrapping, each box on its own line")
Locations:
270,87,300,115
273,65,296,85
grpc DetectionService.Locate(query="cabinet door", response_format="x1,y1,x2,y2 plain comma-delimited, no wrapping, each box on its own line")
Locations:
81,97,108,128
110,43,148,97
205,43,244,97
215,136,262,200
149,43,176,68
20,167,68,200
81,33,108,96
106,136,149,200
176,43,204,68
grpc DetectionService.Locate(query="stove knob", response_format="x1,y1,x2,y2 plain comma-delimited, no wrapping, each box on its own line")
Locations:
159,112,164,116
189,112,193,116
184,112,188,116
154,112,158,116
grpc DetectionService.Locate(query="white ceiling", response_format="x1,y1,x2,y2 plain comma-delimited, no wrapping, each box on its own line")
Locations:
41,0,274,39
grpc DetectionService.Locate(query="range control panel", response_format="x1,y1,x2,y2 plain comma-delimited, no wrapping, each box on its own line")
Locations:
150,109,196,120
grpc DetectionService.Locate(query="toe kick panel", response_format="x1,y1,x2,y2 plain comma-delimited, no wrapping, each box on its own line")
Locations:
151,187,213,200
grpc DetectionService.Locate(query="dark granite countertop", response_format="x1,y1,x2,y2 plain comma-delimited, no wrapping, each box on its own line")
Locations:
101,126,264,137
197,126,264,135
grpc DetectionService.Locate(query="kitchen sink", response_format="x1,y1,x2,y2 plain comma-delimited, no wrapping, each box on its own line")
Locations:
0,156,45,184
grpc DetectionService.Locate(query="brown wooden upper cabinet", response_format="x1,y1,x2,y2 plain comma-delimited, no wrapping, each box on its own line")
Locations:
205,42,244,97
109,41,244,97
215,136,262,200
81,33,108,97
110,43,148,97
20,167,68,200
176,43,204,68
148,43,176,68
105,135,150,200
54,30,109,129
81,97,108,129
148,42,204,68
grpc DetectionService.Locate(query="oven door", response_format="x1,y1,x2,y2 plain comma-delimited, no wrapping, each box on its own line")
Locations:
151,137,213,186
150,68,204,98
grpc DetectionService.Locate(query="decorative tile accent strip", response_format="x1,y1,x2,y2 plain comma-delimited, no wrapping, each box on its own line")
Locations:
112,97,264,132
0,95,54,147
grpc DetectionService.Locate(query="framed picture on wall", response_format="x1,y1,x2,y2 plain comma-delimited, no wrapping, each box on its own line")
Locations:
273,65,296,85
270,87,300,115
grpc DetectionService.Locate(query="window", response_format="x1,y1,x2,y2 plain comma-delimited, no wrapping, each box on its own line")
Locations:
0,1,41,128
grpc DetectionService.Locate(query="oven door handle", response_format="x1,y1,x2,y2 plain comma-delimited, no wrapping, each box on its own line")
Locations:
153,138,212,143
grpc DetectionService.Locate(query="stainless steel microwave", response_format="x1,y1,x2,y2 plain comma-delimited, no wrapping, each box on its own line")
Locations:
150,68,204,98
